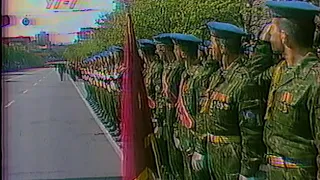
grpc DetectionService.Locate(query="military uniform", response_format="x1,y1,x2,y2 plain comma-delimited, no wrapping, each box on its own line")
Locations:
177,56,219,180
154,34,186,180
138,39,171,179
257,2,320,180
110,49,123,140
198,22,266,180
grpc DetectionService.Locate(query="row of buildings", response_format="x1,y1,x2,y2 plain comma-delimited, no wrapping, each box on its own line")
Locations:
2,0,125,50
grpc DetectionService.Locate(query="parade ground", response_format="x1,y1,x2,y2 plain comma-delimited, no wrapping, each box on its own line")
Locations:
2,68,121,180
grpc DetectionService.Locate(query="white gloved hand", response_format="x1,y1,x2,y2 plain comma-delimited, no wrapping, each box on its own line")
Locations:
154,126,162,135
154,126,159,134
239,174,256,180
239,175,248,180
191,152,204,171
173,135,181,149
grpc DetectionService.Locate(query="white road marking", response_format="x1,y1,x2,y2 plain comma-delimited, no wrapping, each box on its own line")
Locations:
43,76,46,78
33,83,37,86
5,100,15,108
38,79,42,82
4,68,51,81
6,75,23,81
22,90,28,94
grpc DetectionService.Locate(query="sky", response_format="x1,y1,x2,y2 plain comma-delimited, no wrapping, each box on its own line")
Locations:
2,0,114,43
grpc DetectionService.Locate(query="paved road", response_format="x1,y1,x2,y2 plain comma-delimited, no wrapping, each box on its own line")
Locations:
2,68,121,180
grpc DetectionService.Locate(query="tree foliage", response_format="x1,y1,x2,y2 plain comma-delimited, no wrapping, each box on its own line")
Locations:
65,0,269,61
2,45,45,72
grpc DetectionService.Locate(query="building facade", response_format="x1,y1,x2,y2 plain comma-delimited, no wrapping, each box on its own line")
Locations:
35,31,50,46
2,36,32,51
77,27,95,41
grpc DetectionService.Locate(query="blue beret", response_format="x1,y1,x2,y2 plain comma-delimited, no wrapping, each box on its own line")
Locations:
153,33,201,45
103,51,109,57
170,33,202,44
138,39,155,46
154,40,164,45
108,46,123,52
138,39,156,50
94,55,100,60
153,33,175,45
207,21,247,39
266,1,320,19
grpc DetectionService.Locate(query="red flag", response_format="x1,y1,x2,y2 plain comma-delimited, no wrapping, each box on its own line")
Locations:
121,13,156,180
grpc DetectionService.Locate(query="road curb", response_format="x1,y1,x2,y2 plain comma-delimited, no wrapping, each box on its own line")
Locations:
68,75,123,160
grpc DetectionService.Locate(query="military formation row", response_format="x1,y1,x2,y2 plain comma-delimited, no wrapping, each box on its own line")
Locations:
67,1,320,180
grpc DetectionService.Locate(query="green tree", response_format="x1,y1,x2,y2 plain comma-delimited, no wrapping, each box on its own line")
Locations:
64,0,268,60
2,44,45,72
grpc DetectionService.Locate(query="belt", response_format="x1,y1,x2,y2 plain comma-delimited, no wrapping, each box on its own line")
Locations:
267,155,312,169
203,134,240,144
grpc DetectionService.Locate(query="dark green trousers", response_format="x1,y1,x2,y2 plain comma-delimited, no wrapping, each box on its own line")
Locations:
164,106,184,180
207,143,241,180
265,164,317,180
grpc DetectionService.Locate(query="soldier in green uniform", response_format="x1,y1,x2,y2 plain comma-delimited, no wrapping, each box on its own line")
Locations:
58,63,66,81
97,52,107,120
90,59,100,112
196,22,266,180
110,47,123,140
84,60,94,104
169,34,216,180
153,33,185,180
94,50,116,137
253,1,320,179
87,61,96,106
137,39,169,179
91,56,104,118
190,39,222,179
95,55,105,118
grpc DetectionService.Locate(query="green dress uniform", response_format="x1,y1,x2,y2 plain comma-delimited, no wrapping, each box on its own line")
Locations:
164,60,185,180
154,33,186,180
177,62,219,180
138,39,170,179
185,44,220,179
162,34,206,180
98,50,119,138
200,22,266,180
110,49,123,138
258,2,320,179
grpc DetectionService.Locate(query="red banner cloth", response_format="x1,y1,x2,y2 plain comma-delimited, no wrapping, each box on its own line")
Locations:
121,13,155,180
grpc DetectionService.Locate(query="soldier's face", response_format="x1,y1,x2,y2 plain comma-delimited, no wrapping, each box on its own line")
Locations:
138,49,144,59
113,53,118,60
198,49,203,59
270,18,284,53
174,44,186,61
156,44,165,60
211,36,222,61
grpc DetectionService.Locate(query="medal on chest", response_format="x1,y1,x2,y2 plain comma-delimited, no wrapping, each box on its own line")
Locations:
278,91,293,113
210,91,230,111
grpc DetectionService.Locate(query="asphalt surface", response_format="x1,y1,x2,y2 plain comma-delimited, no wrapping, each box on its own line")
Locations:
2,68,121,180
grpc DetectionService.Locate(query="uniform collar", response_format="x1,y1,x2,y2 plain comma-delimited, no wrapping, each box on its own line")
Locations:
219,56,242,81
287,52,318,80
